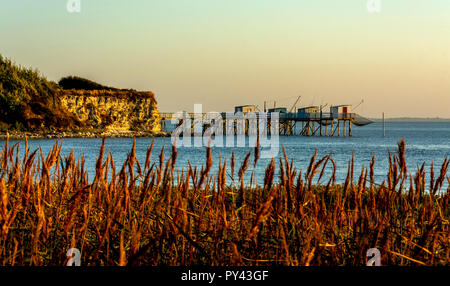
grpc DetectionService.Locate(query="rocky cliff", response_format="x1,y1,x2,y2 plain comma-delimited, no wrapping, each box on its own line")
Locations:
60,89,162,134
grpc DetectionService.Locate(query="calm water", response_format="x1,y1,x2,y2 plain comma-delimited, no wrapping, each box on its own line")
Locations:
3,121,450,189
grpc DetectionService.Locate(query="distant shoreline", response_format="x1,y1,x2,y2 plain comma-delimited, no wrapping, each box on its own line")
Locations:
370,117,450,122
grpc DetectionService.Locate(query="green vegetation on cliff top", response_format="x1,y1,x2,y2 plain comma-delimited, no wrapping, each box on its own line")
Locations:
58,76,119,91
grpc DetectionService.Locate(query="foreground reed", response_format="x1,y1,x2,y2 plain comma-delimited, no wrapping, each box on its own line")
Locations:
0,136,448,266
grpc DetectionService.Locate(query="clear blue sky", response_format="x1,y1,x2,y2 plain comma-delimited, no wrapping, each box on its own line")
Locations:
1,0,449,117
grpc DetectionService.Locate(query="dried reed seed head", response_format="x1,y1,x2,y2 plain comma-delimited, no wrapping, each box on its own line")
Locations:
254,136,260,167
230,152,235,177
238,150,252,179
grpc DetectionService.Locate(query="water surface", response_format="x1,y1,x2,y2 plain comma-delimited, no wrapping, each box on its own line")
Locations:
3,121,450,190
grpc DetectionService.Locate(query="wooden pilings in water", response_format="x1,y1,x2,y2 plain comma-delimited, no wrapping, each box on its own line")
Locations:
297,118,353,137
160,114,354,137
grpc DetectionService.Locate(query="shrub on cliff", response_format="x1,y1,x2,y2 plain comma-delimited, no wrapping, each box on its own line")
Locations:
58,76,118,91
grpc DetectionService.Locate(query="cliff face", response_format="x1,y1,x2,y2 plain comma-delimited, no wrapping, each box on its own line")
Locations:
60,89,161,133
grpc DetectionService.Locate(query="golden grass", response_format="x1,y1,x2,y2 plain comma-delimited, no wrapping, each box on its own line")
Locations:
0,136,448,266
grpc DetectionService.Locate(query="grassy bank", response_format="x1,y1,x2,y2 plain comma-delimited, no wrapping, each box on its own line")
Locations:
0,137,448,266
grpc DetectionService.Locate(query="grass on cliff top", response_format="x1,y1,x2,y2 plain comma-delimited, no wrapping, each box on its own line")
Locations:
0,136,448,266
58,76,120,91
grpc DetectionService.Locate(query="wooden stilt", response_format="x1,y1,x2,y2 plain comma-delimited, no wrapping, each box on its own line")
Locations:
349,120,352,136
343,120,346,136
330,120,334,136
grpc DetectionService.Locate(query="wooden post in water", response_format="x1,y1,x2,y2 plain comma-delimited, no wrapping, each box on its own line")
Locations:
349,120,352,136
343,120,346,136
330,120,334,136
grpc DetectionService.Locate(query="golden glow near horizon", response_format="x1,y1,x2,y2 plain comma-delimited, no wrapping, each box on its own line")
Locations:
0,0,449,118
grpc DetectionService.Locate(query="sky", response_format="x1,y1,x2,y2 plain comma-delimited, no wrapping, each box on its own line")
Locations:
1,0,449,118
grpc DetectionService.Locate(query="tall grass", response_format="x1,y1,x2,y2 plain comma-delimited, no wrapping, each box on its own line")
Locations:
0,136,448,266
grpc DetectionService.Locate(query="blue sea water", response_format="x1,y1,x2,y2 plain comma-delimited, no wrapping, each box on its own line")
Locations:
2,121,450,190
